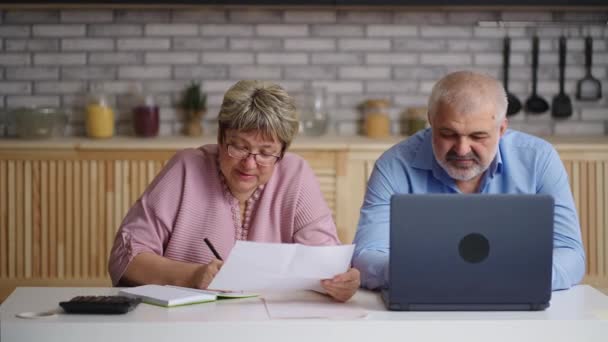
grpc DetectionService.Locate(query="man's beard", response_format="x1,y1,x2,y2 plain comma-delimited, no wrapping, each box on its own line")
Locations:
434,146,496,182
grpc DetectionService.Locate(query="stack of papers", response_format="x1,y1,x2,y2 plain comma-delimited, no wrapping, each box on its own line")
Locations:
119,285,257,307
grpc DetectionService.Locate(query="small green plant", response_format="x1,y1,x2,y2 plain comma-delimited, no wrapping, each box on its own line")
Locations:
180,82,207,116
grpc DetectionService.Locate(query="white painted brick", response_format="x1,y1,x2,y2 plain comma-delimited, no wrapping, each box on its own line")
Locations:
202,52,254,64
32,25,85,37
145,24,198,36
270,81,306,93
554,121,604,135
473,27,526,38
284,11,336,23
62,38,114,51
117,38,170,51
115,10,170,23
581,108,608,121
5,10,59,23
257,25,309,37
393,66,448,80
420,53,472,66
421,26,472,38
536,26,580,38
420,81,437,94
96,81,133,94
285,66,336,80
230,66,281,80
203,80,240,93
522,110,552,122
285,38,335,51
338,39,390,51
447,39,501,52
0,53,30,66
311,81,363,93
366,81,418,93
201,25,254,37
0,82,31,94
230,38,281,51
60,10,113,23
367,25,417,37
394,39,446,52
505,122,553,136
560,11,608,22
143,81,186,93
89,52,142,65
62,67,116,80
174,37,227,50
475,53,525,66
594,53,608,65
119,66,171,79
34,81,85,94
511,38,553,52
258,53,308,65
311,53,363,65
339,66,390,80
89,24,143,37
173,10,227,23
7,95,60,107
501,11,553,22
0,25,30,37
229,10,282,23
5,39,59,51
312,25,364,37
336,121,359,136
447,11,499,25
174,66,227,80
146,52,199,64
6,67,58,80
394,11,447,24
34,53,86,66
393,95,432,107
337,11,392,24
366,53,417,65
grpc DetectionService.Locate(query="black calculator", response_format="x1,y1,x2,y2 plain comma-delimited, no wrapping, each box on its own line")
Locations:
59,295,141,314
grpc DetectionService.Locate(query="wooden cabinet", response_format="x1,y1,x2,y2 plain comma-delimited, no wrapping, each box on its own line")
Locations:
1,136,607,301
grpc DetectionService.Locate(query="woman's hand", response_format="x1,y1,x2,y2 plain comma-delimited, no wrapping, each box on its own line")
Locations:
190,259,223,289
321,267,361,302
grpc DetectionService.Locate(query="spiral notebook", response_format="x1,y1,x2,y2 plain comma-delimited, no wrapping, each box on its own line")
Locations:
119,284,258,307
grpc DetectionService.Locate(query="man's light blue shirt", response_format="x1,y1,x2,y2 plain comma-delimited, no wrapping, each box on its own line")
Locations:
352,128,585,291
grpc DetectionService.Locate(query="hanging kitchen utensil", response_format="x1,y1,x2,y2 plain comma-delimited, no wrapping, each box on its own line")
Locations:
576,35,602,101
503,36,522,116
525,36,549,114
552,35,573,119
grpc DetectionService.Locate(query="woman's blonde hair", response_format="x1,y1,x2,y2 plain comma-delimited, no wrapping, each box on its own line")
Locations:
217,80,299,155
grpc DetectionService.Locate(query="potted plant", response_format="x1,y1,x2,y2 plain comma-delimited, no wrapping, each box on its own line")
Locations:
180,81,207,136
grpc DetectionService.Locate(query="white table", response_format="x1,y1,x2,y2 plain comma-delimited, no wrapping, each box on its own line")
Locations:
2,285,608,342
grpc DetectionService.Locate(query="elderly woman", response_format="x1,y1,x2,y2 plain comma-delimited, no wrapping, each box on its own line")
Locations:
108,80,360,302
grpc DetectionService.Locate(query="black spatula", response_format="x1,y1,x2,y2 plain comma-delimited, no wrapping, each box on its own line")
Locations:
552,36,573,119
503,37,522,116
525,36,549,114
576,36,602,101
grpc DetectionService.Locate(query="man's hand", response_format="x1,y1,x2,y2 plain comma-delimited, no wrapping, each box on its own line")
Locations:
191,259,223,289
321,267,361,302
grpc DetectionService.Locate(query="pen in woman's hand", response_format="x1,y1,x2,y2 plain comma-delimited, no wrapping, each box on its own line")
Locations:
204,238,223,261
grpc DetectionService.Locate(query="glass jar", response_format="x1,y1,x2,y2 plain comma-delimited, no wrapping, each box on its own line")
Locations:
132,89,159,137
299,86,328,136
402,107,428,136
363,99,391,138
86,86,114,139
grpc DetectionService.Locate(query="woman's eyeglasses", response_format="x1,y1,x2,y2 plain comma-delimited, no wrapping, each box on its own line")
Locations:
226,144,280,166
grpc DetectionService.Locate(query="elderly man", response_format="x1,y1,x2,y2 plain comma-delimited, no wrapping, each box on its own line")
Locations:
352,71,585,291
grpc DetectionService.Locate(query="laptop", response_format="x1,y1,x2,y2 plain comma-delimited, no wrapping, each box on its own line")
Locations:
382,194,553,311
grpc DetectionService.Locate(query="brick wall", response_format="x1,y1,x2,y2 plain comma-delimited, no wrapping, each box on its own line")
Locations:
0,8,607,137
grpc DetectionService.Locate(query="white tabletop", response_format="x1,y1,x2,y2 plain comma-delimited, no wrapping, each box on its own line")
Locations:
2,285,608,342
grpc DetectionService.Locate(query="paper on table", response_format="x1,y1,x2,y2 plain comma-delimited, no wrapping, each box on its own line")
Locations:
208,241,355,292
262,291,367,320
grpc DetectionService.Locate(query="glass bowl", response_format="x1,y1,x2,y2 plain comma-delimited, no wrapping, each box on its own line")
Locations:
14,107,68,139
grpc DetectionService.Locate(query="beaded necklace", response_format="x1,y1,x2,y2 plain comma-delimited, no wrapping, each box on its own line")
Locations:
219,171,264,241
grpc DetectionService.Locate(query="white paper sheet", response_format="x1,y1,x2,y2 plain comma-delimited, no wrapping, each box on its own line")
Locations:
208,241,355,292
262,291,368,320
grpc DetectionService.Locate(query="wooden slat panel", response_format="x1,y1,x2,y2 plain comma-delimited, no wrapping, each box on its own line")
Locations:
580,162,589,274
122,161,129,218
73,161,81,278
16,160,23,278
81,161,90,278
90,160,98,278
32,161,41,278
65,161,73,278
24,161,32,278
98,161,106,278
588,162,597,276
8,161,15,278
40,162,48,278
139,160,146,198
114,161,122,244
49,161,56,278
130,160,138,208
106,161,115,274
0,160,6,279
147,161,155,187
57,161,65,278
595,162,604,277
604,161,608,277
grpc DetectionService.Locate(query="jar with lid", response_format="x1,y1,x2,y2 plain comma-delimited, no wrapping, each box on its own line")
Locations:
299,86,328,136
131,84,159,137
85,84,114,139
363,99,391,138
401,106,428,136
